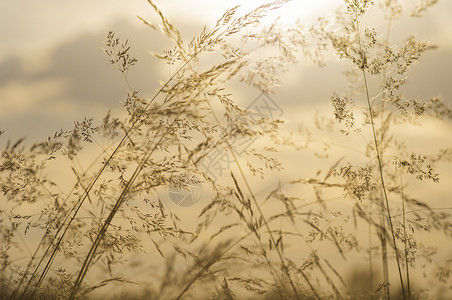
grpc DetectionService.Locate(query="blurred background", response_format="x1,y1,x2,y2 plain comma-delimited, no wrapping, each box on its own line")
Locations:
1,0,452,297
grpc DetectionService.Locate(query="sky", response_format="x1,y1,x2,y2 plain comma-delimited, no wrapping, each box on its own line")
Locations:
0,0,345,139
0,0,341,59
1,0,451,141
1,0,452,218
1,1,451,208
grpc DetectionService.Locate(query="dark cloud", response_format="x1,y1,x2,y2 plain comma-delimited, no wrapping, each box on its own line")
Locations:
0,16,451,144
0,56,24,84
407,48,452,102
0,19,192,141
32,20,171,105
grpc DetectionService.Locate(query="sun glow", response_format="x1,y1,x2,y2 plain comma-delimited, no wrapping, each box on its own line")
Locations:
158,0,342,26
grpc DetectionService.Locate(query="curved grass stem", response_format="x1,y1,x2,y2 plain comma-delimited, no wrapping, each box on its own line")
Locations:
362,59,406,300
353,8,406,298
206,102,302,300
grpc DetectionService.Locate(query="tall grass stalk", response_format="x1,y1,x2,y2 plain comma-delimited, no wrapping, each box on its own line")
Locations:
207,102,301,300
20,3,250,295
363,64,405,299
65,1,296,298
367,201,373,300
19,32,199,300
68,68,225,298
325,0,451,298
401,177,411,299
357,11,407,300
349,4,406,298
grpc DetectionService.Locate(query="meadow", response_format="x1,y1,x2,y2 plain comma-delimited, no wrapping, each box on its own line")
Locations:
1,0,452,299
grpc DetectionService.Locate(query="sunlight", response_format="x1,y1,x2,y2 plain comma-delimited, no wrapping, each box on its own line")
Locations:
242,0,342,22
159,0,342,25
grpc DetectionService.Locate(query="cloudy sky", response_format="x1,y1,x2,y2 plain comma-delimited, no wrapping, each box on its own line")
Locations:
1,0,451,141
1,0,451,214
1,1,451,193
1,0,451,187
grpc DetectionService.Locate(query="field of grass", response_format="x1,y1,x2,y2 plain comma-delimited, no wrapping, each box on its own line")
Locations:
1,1,452,299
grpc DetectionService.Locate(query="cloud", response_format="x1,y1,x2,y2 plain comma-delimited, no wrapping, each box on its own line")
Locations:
0,0,151,57
0,78,68,116
0,18,212,142
0,12,451,143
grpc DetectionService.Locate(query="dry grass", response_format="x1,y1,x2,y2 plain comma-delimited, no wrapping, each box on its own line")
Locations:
1,1,452,299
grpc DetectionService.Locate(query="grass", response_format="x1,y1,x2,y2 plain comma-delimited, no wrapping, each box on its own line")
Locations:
1,0,452,299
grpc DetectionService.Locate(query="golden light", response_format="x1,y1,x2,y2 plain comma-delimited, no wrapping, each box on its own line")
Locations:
155,0,343,26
